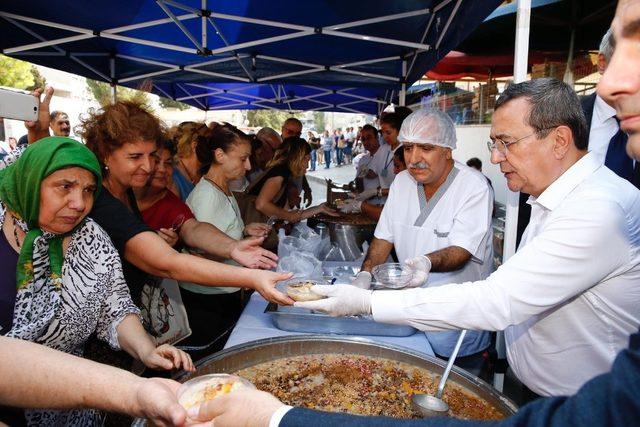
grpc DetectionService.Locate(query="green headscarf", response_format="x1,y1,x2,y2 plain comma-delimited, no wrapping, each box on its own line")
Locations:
0,137,102,289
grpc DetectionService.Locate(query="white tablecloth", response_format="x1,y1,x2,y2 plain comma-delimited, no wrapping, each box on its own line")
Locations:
224,292,434,357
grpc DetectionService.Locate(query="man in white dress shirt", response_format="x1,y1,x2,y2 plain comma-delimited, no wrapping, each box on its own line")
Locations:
582,30,618,164
599,0,640,161
298,78,640,397
581,29,638,187
327,109,494,376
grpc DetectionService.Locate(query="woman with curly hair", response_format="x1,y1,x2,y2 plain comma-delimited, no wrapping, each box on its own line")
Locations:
168,121,210,201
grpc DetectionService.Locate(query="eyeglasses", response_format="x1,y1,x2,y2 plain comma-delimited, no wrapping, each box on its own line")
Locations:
487,133,535,154
487,127,557,155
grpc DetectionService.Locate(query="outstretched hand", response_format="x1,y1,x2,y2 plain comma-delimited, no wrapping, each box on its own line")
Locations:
133,378,188,427
188,388,285,427
230,237,278,269
140,344,195,372
253,270,295,306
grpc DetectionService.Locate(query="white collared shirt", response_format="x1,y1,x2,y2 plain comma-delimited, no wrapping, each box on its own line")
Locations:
589,95,618,164
374,163,493,357
372,152,640,396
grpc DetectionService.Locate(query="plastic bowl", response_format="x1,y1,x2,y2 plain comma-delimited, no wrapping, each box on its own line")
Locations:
372,263,414,289
276,277,328,292
177,374,255,410
276,277,329,303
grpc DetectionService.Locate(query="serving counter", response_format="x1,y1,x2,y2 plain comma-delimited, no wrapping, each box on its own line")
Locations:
224,291,435,357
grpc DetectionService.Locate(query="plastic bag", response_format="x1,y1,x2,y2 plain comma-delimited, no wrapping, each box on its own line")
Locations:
277,252,323,279
292,223,323,256
323,243,347,262
354,241,369,265
278,224,324,258
317,236,331,260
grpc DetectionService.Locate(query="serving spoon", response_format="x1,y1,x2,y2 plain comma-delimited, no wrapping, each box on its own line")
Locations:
412,329,467,417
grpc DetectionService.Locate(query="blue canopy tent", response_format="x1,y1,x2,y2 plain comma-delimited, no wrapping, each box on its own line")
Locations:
0,0,501,115
151,82,397,115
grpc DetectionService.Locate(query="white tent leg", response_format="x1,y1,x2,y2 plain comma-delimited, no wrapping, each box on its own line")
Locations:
494,0,531,393
563,28,576,85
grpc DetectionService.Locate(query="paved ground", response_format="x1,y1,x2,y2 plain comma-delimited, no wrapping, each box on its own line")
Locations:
306,163,357,205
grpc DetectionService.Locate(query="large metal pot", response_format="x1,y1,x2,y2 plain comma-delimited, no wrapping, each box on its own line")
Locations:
177,335,517,417
307,215,376,255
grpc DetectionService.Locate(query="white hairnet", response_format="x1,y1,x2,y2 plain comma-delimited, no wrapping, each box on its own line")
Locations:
397,109,457,149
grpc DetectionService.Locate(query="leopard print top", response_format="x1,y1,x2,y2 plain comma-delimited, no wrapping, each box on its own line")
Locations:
0,201,140,426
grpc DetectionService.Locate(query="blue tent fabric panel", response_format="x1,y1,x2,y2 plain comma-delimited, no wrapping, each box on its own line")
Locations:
1,0,502,112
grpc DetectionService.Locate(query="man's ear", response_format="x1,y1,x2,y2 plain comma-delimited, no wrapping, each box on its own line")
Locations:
597,53,607,75
444,148,453,160
552,126,572,159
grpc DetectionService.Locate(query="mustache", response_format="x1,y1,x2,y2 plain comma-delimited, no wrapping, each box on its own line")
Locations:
409,162,428,170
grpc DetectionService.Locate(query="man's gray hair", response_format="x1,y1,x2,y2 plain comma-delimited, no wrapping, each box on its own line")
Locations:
495,78,588,150
599,28,614,62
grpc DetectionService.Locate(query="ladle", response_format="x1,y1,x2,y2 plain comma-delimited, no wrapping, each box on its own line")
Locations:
412,329,467,417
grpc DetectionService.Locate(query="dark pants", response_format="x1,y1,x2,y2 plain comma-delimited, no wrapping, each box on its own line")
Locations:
179,288,245,357
520,384,543,405
324,150,332,168
435,349,492,382
336,147,344,165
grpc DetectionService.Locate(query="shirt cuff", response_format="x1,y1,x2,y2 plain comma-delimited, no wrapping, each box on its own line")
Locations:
371,289,412,324
269,405,293,427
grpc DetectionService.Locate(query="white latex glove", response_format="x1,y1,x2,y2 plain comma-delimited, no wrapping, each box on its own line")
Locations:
294,284,372,317
403,255,432,288
338,199,363,214
355,187,378,201
350,271,372,289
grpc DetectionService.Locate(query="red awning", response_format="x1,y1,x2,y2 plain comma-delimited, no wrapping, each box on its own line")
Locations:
425,51,567,80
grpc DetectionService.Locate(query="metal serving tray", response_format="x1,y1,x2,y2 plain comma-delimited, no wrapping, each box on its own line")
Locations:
265,302,417,337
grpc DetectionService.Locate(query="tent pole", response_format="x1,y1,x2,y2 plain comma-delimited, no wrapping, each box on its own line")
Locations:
563,28,576,85
494,0,532,394
400,60,407,106
110,56,117,104
507,0,531,256
201,0,207,49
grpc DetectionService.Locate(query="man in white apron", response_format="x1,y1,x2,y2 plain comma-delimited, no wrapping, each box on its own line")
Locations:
350,109,495,376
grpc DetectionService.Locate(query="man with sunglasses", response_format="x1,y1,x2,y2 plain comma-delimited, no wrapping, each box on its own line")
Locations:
296,78,640,399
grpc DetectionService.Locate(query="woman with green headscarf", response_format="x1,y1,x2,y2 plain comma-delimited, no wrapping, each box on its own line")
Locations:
0,137,193,426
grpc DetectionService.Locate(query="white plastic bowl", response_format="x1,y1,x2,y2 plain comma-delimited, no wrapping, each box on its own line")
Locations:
177,374,254,409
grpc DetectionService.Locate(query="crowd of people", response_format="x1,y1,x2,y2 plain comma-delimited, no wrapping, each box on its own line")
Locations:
306,126,361,170
2,1,640,425
0,89,343,424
